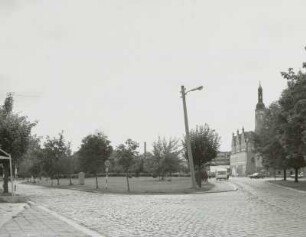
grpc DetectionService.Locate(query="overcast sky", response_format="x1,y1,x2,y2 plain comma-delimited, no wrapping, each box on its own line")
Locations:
1,0,306,153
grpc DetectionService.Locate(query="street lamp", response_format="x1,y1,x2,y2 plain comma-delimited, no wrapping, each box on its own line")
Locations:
181,85,203,189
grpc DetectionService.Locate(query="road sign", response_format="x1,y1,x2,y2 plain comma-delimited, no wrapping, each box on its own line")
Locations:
105,160,110,168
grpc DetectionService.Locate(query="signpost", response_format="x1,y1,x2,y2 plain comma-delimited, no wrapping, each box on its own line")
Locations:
104,160,110,190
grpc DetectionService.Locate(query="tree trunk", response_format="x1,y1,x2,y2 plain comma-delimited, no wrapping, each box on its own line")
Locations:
197,162,202,188
126,172,130,192
3,162,9,193
57,173,60,186
196,170,202,188
295,168,299,183
274,168,276,180
95,175,99,189
283,168,287,181
69,175,73,185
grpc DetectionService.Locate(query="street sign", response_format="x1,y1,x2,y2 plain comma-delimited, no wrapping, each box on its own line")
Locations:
105,160,110,168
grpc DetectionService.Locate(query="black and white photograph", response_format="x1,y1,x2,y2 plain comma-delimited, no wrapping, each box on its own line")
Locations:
1,0,306,236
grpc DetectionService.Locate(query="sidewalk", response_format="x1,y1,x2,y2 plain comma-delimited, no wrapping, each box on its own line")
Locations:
0,202,103,237
0,203,26,230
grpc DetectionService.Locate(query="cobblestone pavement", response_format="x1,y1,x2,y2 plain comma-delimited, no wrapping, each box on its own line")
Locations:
7,178,306,237
0,203,26,229
0,204,89,237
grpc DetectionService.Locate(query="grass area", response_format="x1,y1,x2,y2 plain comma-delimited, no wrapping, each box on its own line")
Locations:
269,178,306,191
22,176,214,194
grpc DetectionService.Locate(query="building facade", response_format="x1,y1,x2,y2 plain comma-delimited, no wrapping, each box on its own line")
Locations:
205,151,231,177
230,84,265,176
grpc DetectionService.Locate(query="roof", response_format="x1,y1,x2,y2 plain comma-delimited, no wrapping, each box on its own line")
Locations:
256,102,265,110
232,131,255,146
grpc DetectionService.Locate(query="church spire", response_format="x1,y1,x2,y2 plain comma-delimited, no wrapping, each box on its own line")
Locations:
258,81,263,104
256,82,265,111
255,82,265,133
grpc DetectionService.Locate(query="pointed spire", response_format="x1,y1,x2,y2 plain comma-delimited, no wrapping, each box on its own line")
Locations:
258,82,263,103
256,82,265,111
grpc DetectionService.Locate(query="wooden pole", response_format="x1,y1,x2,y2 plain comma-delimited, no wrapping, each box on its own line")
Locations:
9,155,14,196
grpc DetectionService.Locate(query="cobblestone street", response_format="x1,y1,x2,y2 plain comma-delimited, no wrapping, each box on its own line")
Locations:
3,178,304,236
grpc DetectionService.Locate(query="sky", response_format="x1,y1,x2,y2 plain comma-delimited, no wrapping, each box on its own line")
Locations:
0,0,306,153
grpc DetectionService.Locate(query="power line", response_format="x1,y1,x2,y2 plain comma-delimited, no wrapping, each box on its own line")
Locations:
0,92,41,98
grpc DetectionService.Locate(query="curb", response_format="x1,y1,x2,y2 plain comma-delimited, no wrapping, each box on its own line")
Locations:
0,195,27,203
267,181,306,194
27,201,105,237
195,181,239,194
45,182,239,195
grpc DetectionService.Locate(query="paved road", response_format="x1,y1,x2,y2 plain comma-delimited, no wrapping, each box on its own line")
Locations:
12,178,306,237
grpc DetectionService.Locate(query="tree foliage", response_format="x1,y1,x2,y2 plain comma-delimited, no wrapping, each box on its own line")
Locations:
255,50,306,182
0,93,36,193
18,135,44,181
278,66,306,181
0,93,36,166
115,139,139,192
78,131,112,188
184,124,220,170
42,132,71,185
254,102,287,176
150,137,182,180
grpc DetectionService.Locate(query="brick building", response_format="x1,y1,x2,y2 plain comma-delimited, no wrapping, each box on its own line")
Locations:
230,84,265,176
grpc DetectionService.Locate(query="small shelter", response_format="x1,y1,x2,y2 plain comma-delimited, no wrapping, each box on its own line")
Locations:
0,148,14,196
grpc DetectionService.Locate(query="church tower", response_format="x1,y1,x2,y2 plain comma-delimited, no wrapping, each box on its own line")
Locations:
255,82,265,133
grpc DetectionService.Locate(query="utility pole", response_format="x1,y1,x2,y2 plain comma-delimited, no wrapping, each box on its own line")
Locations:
181,85,198,189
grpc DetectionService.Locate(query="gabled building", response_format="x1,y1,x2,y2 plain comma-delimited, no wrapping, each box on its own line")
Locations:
230,84,265,176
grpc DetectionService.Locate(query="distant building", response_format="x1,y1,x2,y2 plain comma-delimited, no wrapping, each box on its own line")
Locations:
205,151,231,176
230,84,265,176
208,152,231,166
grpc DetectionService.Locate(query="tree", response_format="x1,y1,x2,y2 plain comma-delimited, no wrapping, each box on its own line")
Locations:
183,124,220,187
115,139,139,192
279,65,306,182
59,156,75,185
18,135,44,182
0,93,36,193
78,132,112,189
254,102,288,180
42,132,72,186
150,137,182,180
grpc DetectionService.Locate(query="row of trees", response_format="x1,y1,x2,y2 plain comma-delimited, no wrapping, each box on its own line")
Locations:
255,51,306,182
1,92,220,193
18,127,219,191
